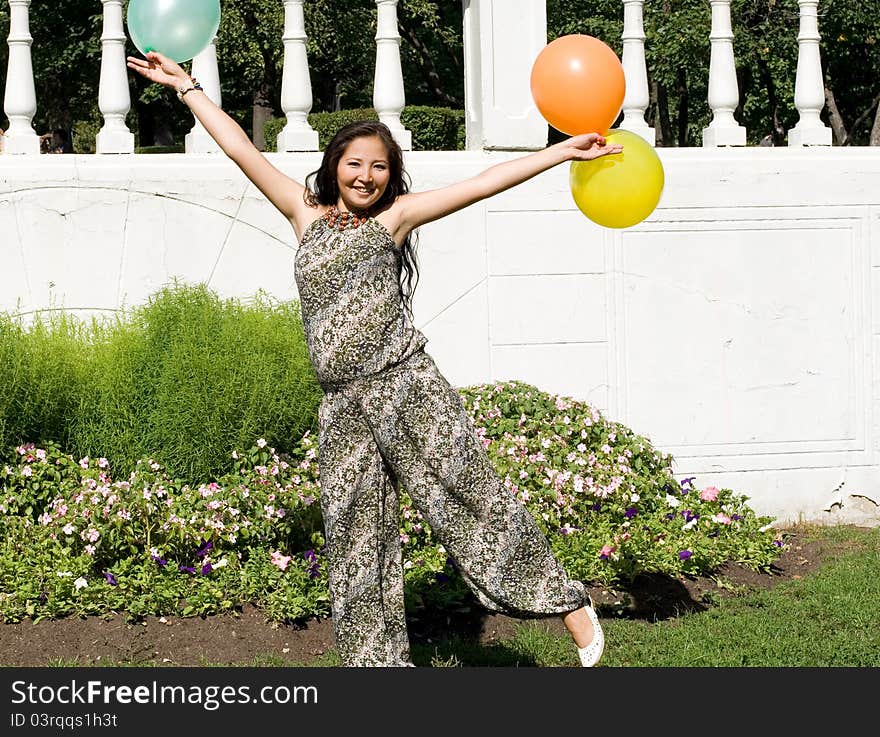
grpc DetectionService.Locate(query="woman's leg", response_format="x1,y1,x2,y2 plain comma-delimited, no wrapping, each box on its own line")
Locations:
358,350,589,619
317,388,412,666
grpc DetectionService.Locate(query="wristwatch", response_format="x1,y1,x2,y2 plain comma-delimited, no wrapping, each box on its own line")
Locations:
176,78,203,101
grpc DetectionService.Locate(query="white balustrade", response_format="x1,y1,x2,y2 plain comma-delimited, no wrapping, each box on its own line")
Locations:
185,37,223,154
373,0,411,150
788,0,831,146
278,0,319,152
702,0,746,146
462,0,548,150
2,0,39,154
620,0,655,144
96,0,134,154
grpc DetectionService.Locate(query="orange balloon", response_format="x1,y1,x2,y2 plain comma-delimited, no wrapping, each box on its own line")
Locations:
530,34,626,136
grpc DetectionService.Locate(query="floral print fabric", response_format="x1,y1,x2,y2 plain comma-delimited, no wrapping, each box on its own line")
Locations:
296,217,588,666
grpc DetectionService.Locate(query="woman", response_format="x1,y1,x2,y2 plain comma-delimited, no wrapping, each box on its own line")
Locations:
128,50,622,668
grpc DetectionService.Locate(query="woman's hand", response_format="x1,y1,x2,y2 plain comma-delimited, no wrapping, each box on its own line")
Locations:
563,132,624,161
126,51,190,90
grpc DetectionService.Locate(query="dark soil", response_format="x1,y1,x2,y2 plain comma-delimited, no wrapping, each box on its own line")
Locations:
0,528,847,667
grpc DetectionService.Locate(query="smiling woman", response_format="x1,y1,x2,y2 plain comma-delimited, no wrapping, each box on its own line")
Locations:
126,47,622,668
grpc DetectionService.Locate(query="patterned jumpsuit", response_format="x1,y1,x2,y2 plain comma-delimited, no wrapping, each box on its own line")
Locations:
294,215,589,666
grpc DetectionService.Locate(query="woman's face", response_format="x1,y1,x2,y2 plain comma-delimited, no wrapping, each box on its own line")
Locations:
335,135,391,213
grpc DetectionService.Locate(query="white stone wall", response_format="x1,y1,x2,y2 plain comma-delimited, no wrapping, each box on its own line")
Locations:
1,148,880,526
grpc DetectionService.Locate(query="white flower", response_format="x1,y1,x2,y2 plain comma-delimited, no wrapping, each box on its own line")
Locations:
73,576,88,590
257,438,267,448
759,522,775,533
682,518,698,531
56,571,72,578
665,493,680,508
630,493,640,503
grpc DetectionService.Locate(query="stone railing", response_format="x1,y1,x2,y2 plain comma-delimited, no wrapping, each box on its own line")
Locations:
1,0,840,155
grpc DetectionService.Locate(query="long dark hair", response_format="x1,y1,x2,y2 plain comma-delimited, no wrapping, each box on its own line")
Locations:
304,120,420,320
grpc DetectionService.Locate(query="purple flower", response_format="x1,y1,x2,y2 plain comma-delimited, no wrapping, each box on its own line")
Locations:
625,507,638,519
303,550,320,578
196,540,213,559
665,513,675,520
151,555,167,567
678,550,693,561
104,572,118,586
773,539,784,547
592,503,602,512
732,514,743,521
682,509,699,523
178,565,196,575
680,477,696,492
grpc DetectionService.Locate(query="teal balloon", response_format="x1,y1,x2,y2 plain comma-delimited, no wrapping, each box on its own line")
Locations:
127,0,221,64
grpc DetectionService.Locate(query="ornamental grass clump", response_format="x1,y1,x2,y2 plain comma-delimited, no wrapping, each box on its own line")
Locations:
0,310,92,453
72,282,323,482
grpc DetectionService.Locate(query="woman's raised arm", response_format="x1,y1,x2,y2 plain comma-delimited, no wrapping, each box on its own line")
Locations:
395,133,623,233
127,51,314,236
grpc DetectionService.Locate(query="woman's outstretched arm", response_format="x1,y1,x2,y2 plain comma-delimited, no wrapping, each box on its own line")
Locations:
127,51,314,235
395,133,622,232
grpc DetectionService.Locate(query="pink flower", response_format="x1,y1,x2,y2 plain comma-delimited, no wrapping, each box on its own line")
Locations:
270,551,292,571
700,486,720,501
712,513,732,525
79,457,90,469
599,544,616,559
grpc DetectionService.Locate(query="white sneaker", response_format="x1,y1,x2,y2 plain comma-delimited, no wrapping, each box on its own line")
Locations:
577,597,605,667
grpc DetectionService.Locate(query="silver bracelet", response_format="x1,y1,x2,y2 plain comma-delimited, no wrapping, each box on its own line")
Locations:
176,78,203,102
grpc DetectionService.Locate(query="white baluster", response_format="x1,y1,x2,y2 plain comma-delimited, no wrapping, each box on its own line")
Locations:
278,0,319,152
788,0,831,146
702,0,746,146
185,37,223,154
96,0,134,153
2,0,39,154
620,0,654,144
373,0,411,150
462,0,547,151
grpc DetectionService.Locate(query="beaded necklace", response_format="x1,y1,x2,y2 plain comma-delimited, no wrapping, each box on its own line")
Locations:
322,204,369,231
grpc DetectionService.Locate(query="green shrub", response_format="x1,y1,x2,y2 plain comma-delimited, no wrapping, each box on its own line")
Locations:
134,145,185,154
265,106,465,152
401,105,465,151
0,283,322,482
0,311,92,455
72,282,322,483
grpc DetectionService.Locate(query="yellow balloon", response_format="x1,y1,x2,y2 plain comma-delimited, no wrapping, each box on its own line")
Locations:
569,129,664,229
